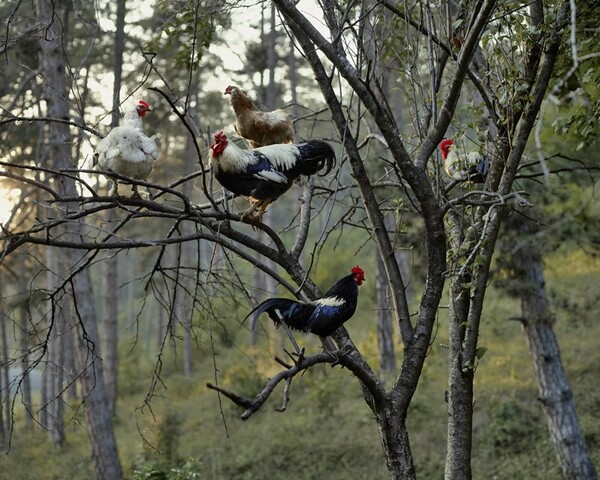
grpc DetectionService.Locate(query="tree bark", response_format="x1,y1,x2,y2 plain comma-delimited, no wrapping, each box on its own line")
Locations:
18,273,33,427
180,100,199,375
513,218,597,480
0,277,7,437
375,401,416,480
444,263,475,480
49,274,67,447
101,0,127,415
102,248,118,415
376,248,396,380
37,0,123,477
266,2,277,110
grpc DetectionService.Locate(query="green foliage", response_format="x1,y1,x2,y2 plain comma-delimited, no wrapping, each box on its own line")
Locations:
132,457,203,480
221,359,265,398
148,0,230,69
481,400,545,454
302,364,347,417
548,0,600,149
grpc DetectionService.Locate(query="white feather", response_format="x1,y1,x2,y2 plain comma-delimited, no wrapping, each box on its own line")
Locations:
213,140,300,174
313,297,346,307
96,127,157,179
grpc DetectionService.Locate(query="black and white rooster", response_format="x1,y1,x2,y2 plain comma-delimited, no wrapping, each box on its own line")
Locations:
209,131,335,219
439,138,489,183
246,266,365,338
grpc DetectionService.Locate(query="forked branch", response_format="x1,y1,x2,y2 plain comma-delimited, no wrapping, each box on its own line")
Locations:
206,350,337,420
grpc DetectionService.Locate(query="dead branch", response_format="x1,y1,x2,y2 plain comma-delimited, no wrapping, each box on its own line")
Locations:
206,350,335,420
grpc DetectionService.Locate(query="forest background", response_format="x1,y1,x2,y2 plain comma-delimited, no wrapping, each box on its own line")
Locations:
0,0,599,479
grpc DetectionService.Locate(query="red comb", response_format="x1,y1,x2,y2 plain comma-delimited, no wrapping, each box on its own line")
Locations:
351,265,364,276
440,138,454,150
138,100,150,109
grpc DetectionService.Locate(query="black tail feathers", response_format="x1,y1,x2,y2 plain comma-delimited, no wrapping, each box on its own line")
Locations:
245,297,297,331
296,140,336,176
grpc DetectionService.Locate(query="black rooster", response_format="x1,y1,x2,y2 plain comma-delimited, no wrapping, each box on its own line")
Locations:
246,266,365,338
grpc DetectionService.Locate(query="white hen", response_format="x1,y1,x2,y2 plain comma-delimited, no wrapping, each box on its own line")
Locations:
94,100,158,197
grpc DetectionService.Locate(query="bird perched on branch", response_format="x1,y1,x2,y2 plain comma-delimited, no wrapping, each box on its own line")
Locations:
94,100,158,197
209,131,335,219
246,266,365,338
224,85,294,148
439,138,489,183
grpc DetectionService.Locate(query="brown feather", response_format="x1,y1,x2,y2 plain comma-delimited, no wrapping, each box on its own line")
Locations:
225,85,293,148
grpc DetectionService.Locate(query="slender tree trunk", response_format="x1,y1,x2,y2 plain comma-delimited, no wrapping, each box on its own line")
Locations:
513,220,597,480
181,100,200,375
37,0,122,477
445,276,474,480
40,246,54,433
70,277,123,480
48,277,67,447
43,243,67,447
444,210,480,480
266,2,277,110
101,0,127,416
102,248,118,416
375,250,396,380
288,38,299,142
0,278,6,437
18,278,33,427
64,319,77,400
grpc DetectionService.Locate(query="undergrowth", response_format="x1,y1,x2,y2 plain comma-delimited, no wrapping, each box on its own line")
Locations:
2,251,599,479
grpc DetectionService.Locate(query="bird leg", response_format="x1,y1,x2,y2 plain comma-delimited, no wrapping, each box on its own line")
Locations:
130,184,141,199
241,198,271,221
109,180,120,197
130,184,152,200
240,199,259,220
255,199,271,219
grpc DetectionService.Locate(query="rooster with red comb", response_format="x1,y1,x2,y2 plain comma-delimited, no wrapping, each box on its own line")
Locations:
439,138,489,183
94,99,158,197
246,266,365,339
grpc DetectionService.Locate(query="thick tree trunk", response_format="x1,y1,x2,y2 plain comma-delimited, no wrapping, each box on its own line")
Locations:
375,399,416,480
515,228,597,480
37,0,122,477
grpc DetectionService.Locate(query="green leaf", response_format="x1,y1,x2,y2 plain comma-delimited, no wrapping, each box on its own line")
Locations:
452,19,464,30
475,346,488,360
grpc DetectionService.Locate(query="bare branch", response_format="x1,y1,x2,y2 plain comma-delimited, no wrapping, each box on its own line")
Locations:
207,351,335,420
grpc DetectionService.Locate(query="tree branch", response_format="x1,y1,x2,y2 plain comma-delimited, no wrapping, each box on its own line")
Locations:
207,351,336,420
